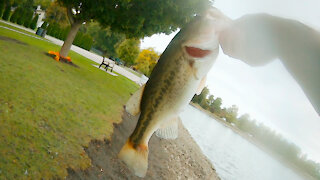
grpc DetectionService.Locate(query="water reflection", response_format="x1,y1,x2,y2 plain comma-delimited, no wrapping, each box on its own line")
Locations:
180,105,304,180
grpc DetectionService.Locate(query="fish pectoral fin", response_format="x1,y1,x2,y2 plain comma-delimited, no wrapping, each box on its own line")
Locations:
155,116,179,139
196,76,207,95
125,84,145,116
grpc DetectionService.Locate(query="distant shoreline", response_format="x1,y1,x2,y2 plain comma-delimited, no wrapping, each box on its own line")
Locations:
189,102,316,180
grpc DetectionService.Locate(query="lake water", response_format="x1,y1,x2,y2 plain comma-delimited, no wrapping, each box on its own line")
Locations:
180,105,304,180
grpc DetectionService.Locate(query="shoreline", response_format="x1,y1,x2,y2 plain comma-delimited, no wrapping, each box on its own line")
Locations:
189,102,316,180
67,110,220,179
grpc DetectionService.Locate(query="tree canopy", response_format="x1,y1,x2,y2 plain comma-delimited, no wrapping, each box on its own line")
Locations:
56,0,210,56
191,87,320,179
34,0,51,9
58,0,210,37
82,22,125,56
45,1,69,26
116,39,140,66
134,48,159,76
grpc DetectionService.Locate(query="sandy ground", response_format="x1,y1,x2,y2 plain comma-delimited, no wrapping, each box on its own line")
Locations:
67,110,220,180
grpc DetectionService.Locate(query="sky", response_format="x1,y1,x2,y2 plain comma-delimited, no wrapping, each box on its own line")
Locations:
140,0,320,162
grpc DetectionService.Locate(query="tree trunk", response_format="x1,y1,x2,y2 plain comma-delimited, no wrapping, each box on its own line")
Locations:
59,21,82,57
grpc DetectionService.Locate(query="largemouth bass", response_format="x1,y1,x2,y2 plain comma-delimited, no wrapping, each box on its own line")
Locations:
118,8,225,177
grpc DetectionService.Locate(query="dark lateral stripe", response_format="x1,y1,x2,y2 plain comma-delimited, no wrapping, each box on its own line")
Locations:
129,55,183,147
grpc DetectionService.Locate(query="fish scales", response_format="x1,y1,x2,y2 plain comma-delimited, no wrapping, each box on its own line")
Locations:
118,8,222,177
130,52,193,147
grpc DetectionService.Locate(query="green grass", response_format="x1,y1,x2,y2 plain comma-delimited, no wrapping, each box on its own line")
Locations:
0,21,42,38
0,27,139,179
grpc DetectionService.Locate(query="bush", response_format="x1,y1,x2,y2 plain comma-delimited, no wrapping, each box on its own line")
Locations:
73,31,93,50
74,31,84,47
56,27,63,40
80,34,93,50
61,26,70,40
16,9,25,25
41,21,48,29
23,10,33,28
9,6,21,23
30,14,38,30
0,1,5,18
46,23,54,35
52,23,61,38
2,4,11,21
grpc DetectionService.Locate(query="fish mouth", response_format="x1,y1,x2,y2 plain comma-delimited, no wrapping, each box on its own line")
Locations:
185,46,212,58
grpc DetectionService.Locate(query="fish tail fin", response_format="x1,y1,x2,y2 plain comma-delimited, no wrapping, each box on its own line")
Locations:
118,140,148,177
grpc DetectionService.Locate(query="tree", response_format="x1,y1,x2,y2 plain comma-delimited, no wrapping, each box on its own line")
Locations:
56,0,210,57
225,105,239,124
192,87,209,106
134,48,159,76
210,97,222,114
237,113,251,131
82,22,125,56
2,3,11,20
30,14,39,29
116,39,140,66
45,1,69,26
12,0,25,7
34,0,51,9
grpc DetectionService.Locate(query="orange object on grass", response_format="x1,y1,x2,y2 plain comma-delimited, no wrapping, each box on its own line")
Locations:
48,51,72,62
48,51,60,61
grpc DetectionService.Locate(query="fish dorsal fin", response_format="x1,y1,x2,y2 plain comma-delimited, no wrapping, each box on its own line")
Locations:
155,116,179,139
196,75,207,95
125,84,145,116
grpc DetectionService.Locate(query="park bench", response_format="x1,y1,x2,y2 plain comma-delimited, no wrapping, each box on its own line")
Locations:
99,57,115,72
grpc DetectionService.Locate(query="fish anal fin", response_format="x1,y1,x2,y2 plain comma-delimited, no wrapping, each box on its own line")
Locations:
155,116,179,139
196,76,207,95
118,140,148,177
125,85,145,116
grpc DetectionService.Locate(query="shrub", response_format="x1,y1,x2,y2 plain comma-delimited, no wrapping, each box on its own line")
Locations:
16,9,25,25
74,31,83,47
46,23,54,36
23,10,33,28
80,34,93,50
9,6,21,23
2,4,11,21
41,21,48,29
52,23,61,38
30,14,38,30
73,32,93,50
61,26,70,40
0,1,5,18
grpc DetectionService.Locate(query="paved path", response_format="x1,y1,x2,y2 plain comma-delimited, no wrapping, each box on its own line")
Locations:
0,20,142,84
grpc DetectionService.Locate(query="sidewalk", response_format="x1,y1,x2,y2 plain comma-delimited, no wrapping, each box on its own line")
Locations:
0,20,142,83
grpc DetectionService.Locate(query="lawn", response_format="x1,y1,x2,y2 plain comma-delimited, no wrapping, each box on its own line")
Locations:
0,26,139,179
0,21,42,38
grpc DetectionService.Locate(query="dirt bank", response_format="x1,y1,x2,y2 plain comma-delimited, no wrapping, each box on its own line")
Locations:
67,110,220,180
